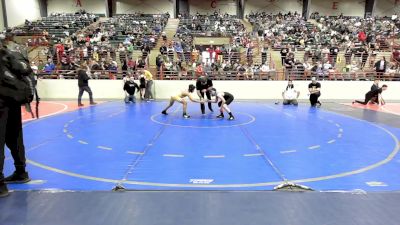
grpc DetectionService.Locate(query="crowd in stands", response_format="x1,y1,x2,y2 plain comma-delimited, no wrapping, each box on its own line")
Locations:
156,42,275,80
247,11,318,48
29,12,169,80
246,11,400,80
178,11,246,37
154,11,270,80
17,10,99,46
4,9,396,81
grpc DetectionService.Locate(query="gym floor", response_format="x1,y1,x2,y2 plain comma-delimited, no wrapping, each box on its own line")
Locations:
2,100,400,225
7,100,400,191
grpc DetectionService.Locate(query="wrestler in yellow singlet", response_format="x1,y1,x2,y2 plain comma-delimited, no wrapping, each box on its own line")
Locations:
161,84,203,118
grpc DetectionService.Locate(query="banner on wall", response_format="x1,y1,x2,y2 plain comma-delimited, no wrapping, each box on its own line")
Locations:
332,1,339,10
75,0,82,7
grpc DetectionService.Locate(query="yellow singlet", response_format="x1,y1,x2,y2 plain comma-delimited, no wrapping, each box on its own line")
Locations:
171,91,190,102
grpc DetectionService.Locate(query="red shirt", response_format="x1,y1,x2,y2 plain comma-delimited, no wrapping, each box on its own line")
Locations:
358,32,366,42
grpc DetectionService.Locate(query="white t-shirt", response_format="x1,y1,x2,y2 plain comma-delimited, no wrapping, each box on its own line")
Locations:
260,65,270,72
284,88,298,100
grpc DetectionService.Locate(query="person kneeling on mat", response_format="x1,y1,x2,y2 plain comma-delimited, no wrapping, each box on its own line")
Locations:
161,84,204,118
353,84,387,105
123,76,139,103
208,88,235,120
308,77,321,107
282,80,300,106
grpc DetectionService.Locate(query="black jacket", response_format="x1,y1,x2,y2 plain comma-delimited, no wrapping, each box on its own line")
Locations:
0,48,35,104
78,69,90,87
374,60,387,72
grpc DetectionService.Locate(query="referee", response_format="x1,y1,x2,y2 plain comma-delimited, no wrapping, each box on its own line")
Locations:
196,76,214,114
354,85,388,105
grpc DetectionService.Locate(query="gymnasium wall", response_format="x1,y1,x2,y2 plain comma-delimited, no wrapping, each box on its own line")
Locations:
37,80,400,101
310,0,365,17
375,0,400,16
244,0,302,16
47,0,107,14
189,0,237,15
115,0,174,15
0,0,4,30
5,0,42,27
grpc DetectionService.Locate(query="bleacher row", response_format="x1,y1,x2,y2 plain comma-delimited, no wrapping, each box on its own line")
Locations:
15,13,99,42
102,14,168,48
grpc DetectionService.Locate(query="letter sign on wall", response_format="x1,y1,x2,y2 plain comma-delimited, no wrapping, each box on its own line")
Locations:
211,0,217,8
76,0,82,7
332,1,339,9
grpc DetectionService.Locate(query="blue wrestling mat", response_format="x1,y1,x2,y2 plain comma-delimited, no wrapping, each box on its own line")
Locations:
4,101,400,191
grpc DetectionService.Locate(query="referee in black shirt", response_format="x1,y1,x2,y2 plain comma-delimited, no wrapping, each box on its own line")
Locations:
354,85,388,105
196,76,213,114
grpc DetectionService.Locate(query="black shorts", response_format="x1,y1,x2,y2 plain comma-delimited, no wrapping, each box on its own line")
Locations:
218,95,234,107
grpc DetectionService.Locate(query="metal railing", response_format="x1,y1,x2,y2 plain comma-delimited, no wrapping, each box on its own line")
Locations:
35,68,400,82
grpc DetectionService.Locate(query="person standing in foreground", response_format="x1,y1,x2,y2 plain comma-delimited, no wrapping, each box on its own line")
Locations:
353,85,388,105
196,76,213,114
0,33,33,197
308,77,321,107
208,88,235,120
142,69,154,101
78,62,96,107
123,76,139,103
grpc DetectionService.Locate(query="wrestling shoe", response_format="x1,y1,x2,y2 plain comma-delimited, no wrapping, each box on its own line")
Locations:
78,103,84,107
183,114,191,119
4,172,31,184
161,110,168,115
216,114,224,118
228,116,235,120
0,183,9,198
90,102,97,105
316,102,322,108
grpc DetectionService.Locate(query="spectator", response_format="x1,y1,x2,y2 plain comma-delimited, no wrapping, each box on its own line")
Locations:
280,45,289,65
195,63,204,78
284,53,294,79
142,69,154,101
374,57,387,77
156,54,163,71
43,58,55,74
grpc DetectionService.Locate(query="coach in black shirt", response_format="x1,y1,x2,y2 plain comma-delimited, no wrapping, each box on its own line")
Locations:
78,63,96,107
123,77,139,103
354,85,388,105
308,77,321,107
196,76,213,114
